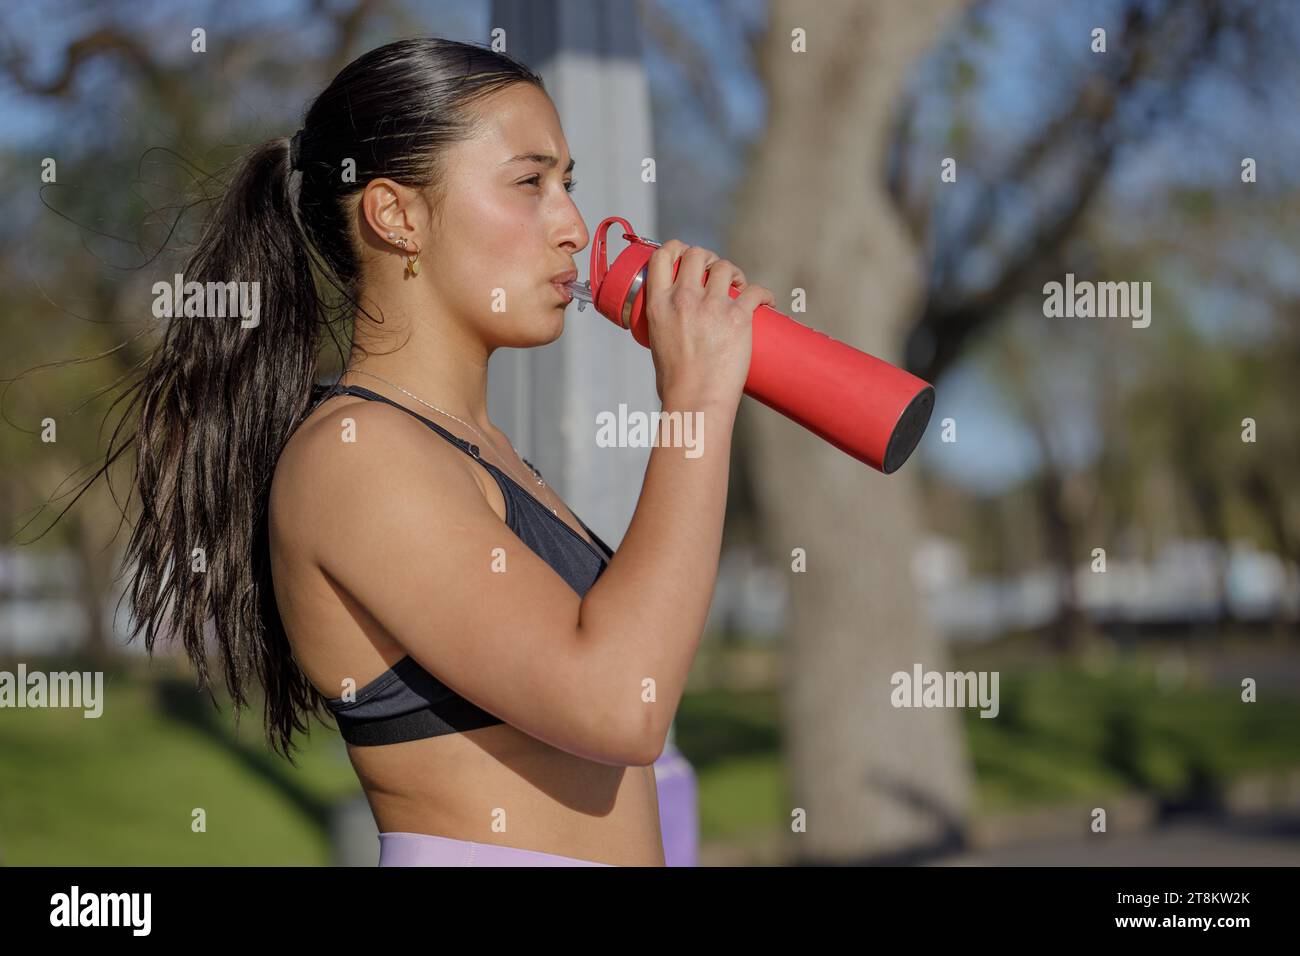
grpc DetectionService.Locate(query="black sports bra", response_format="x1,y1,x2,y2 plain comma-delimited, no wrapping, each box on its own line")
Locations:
310,382,615,746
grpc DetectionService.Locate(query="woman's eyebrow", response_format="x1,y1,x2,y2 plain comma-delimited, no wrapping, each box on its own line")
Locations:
502,153,576,173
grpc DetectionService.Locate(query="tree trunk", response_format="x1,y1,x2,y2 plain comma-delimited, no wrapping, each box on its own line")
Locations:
727,0,973,862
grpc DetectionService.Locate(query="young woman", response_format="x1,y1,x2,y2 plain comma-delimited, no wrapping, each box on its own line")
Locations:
123,37,774,866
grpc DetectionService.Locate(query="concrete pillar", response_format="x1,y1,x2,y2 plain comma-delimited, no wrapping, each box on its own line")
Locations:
487,0,658,556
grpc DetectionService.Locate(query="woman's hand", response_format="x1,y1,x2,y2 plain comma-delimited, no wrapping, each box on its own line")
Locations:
642,241,775,411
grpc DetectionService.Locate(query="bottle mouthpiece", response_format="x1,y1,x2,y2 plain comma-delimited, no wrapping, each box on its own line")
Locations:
564,279,594,312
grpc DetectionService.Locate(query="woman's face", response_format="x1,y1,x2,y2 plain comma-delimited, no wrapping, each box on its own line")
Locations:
423,83,589,349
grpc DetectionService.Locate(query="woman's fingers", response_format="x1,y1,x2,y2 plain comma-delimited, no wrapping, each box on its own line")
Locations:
705,260,745,300
733,283,776,315
645,239,689,299
674,246,720,296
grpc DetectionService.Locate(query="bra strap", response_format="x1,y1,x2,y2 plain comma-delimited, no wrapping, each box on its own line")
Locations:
324,382,484,460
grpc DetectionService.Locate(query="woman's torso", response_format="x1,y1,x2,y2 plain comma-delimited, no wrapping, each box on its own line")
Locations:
269,386,665,866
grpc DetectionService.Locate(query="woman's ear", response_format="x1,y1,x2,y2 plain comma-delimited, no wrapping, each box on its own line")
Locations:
360,178,419,247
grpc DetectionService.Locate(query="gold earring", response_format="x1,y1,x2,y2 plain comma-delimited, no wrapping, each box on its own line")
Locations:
395,237,420,277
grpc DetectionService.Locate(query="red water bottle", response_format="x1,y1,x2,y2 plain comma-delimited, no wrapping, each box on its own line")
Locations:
569,217,935,474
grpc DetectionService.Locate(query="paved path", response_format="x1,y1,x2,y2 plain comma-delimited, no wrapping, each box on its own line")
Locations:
927,816,1300,866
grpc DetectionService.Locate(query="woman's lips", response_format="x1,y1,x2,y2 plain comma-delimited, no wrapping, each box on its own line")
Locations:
551,280,574,303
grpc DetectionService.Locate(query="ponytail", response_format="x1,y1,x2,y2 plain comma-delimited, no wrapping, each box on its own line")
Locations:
123,135,327,760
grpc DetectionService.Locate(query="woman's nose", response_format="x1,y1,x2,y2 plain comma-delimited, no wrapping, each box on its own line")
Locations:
558,215,588,254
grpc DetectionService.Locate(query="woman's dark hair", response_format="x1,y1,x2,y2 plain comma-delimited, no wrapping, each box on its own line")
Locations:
119,37,545,761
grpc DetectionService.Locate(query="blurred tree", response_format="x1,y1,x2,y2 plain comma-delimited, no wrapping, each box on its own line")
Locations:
892,0,1235,382
888,0,1300,651
728,0,974,863
0,2,397,659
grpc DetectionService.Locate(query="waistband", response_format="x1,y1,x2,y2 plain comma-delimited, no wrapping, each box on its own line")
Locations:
377,831,615,867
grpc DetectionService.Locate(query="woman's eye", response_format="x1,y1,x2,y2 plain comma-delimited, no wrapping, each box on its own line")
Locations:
522,175,578,194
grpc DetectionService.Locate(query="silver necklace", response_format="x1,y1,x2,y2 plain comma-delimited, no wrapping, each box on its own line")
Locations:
341,367,557,513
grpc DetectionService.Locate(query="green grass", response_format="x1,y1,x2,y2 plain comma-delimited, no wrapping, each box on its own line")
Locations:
670,687,789,841
673,651,1300,840
5,649,1299,860
959,658,1300,812
0,665,359,865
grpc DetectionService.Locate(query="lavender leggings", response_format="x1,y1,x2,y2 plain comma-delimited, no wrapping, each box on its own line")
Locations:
378,831,614,867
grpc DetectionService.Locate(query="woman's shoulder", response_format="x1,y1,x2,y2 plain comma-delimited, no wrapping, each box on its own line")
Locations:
269,390,489,551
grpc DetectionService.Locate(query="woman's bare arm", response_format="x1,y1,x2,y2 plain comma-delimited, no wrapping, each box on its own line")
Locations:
572,393,737,757
290,243,771,767
292,392,734,766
